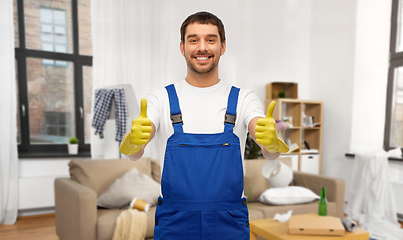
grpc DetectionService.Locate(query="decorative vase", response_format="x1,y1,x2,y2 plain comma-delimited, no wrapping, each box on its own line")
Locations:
68,144,78,155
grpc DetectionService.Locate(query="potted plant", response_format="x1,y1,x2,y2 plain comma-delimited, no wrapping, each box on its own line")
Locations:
68,137,79,155
277,90,287,98
244,132,263,160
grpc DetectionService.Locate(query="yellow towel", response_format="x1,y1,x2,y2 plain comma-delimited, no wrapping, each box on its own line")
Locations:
112,209,147,240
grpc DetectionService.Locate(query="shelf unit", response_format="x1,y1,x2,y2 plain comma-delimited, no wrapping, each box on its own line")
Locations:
264,98,324,174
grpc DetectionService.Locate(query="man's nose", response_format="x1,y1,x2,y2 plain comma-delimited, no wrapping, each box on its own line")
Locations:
198,39,208,51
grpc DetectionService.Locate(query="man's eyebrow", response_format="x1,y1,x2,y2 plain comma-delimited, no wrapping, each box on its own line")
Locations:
187,34,197,39
186,34,218,39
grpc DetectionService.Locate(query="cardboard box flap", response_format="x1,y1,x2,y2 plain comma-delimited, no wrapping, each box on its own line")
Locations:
289,215,345,236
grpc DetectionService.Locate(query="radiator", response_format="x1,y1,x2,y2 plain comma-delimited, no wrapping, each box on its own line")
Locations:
391,181,403,219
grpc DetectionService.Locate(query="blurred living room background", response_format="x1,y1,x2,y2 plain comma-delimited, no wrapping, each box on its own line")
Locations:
1,0,403,239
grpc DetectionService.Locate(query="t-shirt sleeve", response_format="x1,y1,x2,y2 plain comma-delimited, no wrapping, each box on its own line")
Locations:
146,89,162,131
239,89,265,129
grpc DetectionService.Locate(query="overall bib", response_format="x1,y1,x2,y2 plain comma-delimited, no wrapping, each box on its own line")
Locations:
154,84,250,240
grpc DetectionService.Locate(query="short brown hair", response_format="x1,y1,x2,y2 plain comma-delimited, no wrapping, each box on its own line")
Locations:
180,11,226,44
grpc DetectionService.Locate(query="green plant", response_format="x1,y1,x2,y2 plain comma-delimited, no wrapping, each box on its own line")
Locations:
244,132,263,159
277,90,286,98
69,137,79,144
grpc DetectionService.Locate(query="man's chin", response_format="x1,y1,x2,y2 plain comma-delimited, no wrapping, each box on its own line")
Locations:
187,63,218,75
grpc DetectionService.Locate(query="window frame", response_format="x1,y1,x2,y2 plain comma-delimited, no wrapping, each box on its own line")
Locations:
15,0,92,157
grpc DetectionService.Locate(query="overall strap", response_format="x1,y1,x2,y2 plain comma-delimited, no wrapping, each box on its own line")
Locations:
224,86,240,132
165,84,183,133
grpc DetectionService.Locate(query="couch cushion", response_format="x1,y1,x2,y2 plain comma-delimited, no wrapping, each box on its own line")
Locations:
69,157,152,196
97,167,160,208
97,207,156,240
248,208,264,221
244,159,271,202
247,201,337,219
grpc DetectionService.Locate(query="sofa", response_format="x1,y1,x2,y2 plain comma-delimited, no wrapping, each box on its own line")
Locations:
54,157,345,240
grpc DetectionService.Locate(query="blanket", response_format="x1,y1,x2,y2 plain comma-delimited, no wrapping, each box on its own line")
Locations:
112,209,147,240
346,149,403,240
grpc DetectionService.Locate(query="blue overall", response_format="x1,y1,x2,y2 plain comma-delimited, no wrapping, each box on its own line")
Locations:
154,84,250,240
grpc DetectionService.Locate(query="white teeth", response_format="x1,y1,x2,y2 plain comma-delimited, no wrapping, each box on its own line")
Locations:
196,57,209,60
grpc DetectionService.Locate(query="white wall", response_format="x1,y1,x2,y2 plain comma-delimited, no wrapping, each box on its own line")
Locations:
308,0,357,191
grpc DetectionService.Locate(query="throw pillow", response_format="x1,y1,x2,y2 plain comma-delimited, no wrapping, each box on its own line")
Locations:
258,186,320,205
97,167,161,209
69,157,153,196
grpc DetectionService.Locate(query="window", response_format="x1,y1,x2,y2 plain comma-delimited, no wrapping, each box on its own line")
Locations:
15,0,93,157
40,8,68,66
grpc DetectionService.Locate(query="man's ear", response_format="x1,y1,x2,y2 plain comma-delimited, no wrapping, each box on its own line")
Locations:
180,41,185,56
220,41,226,56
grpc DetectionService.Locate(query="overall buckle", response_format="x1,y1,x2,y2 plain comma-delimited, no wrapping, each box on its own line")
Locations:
224,113,236,125
171,113,183,125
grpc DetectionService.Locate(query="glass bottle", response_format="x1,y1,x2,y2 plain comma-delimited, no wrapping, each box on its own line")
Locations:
318,187,328,216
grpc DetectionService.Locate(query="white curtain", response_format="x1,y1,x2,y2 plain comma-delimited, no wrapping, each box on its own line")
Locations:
0,0,19,225
90,0,170,159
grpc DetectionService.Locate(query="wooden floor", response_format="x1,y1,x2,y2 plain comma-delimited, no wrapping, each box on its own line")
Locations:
0,213,59,240
0,213,402,240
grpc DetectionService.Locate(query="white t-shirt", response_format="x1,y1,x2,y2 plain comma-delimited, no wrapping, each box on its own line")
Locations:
146,79,265,171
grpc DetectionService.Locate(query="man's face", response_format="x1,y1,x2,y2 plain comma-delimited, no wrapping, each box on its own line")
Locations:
180,23,226,75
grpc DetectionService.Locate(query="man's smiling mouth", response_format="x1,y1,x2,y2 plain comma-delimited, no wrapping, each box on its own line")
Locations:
194,56,212,62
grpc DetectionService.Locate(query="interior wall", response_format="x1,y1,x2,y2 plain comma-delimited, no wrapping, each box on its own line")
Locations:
308,0,357,190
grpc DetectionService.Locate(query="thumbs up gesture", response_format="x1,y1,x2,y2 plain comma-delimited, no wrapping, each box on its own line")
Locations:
131,98,152,146
255,101,289,153
119,98,152,155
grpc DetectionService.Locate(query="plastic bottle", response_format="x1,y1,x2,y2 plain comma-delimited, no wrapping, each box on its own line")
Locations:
318,187,328,216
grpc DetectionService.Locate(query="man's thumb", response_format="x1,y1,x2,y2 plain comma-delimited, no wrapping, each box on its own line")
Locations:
266,101,276,119
139,98,148,118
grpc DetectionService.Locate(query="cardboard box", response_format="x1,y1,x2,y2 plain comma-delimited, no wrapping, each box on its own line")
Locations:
266,82,298,99
288,215,345,236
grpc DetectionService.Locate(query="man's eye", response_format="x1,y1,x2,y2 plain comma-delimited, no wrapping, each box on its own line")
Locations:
208,39,215,43
190,39,197,43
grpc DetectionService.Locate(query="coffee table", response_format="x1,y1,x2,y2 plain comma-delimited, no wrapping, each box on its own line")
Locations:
250,215,370,240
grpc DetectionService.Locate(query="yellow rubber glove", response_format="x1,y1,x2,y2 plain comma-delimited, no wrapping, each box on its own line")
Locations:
255,101,289,153
119,98,152,155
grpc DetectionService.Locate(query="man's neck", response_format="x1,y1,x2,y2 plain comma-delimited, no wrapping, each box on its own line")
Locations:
185,70,220,88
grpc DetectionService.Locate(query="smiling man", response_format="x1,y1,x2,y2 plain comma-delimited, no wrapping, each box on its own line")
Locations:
119,11,289,240
180,20,226,85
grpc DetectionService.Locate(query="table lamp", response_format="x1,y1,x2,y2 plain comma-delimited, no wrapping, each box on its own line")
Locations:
262,159,293,188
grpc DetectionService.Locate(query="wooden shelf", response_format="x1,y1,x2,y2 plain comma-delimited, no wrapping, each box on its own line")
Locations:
266,98,324,174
